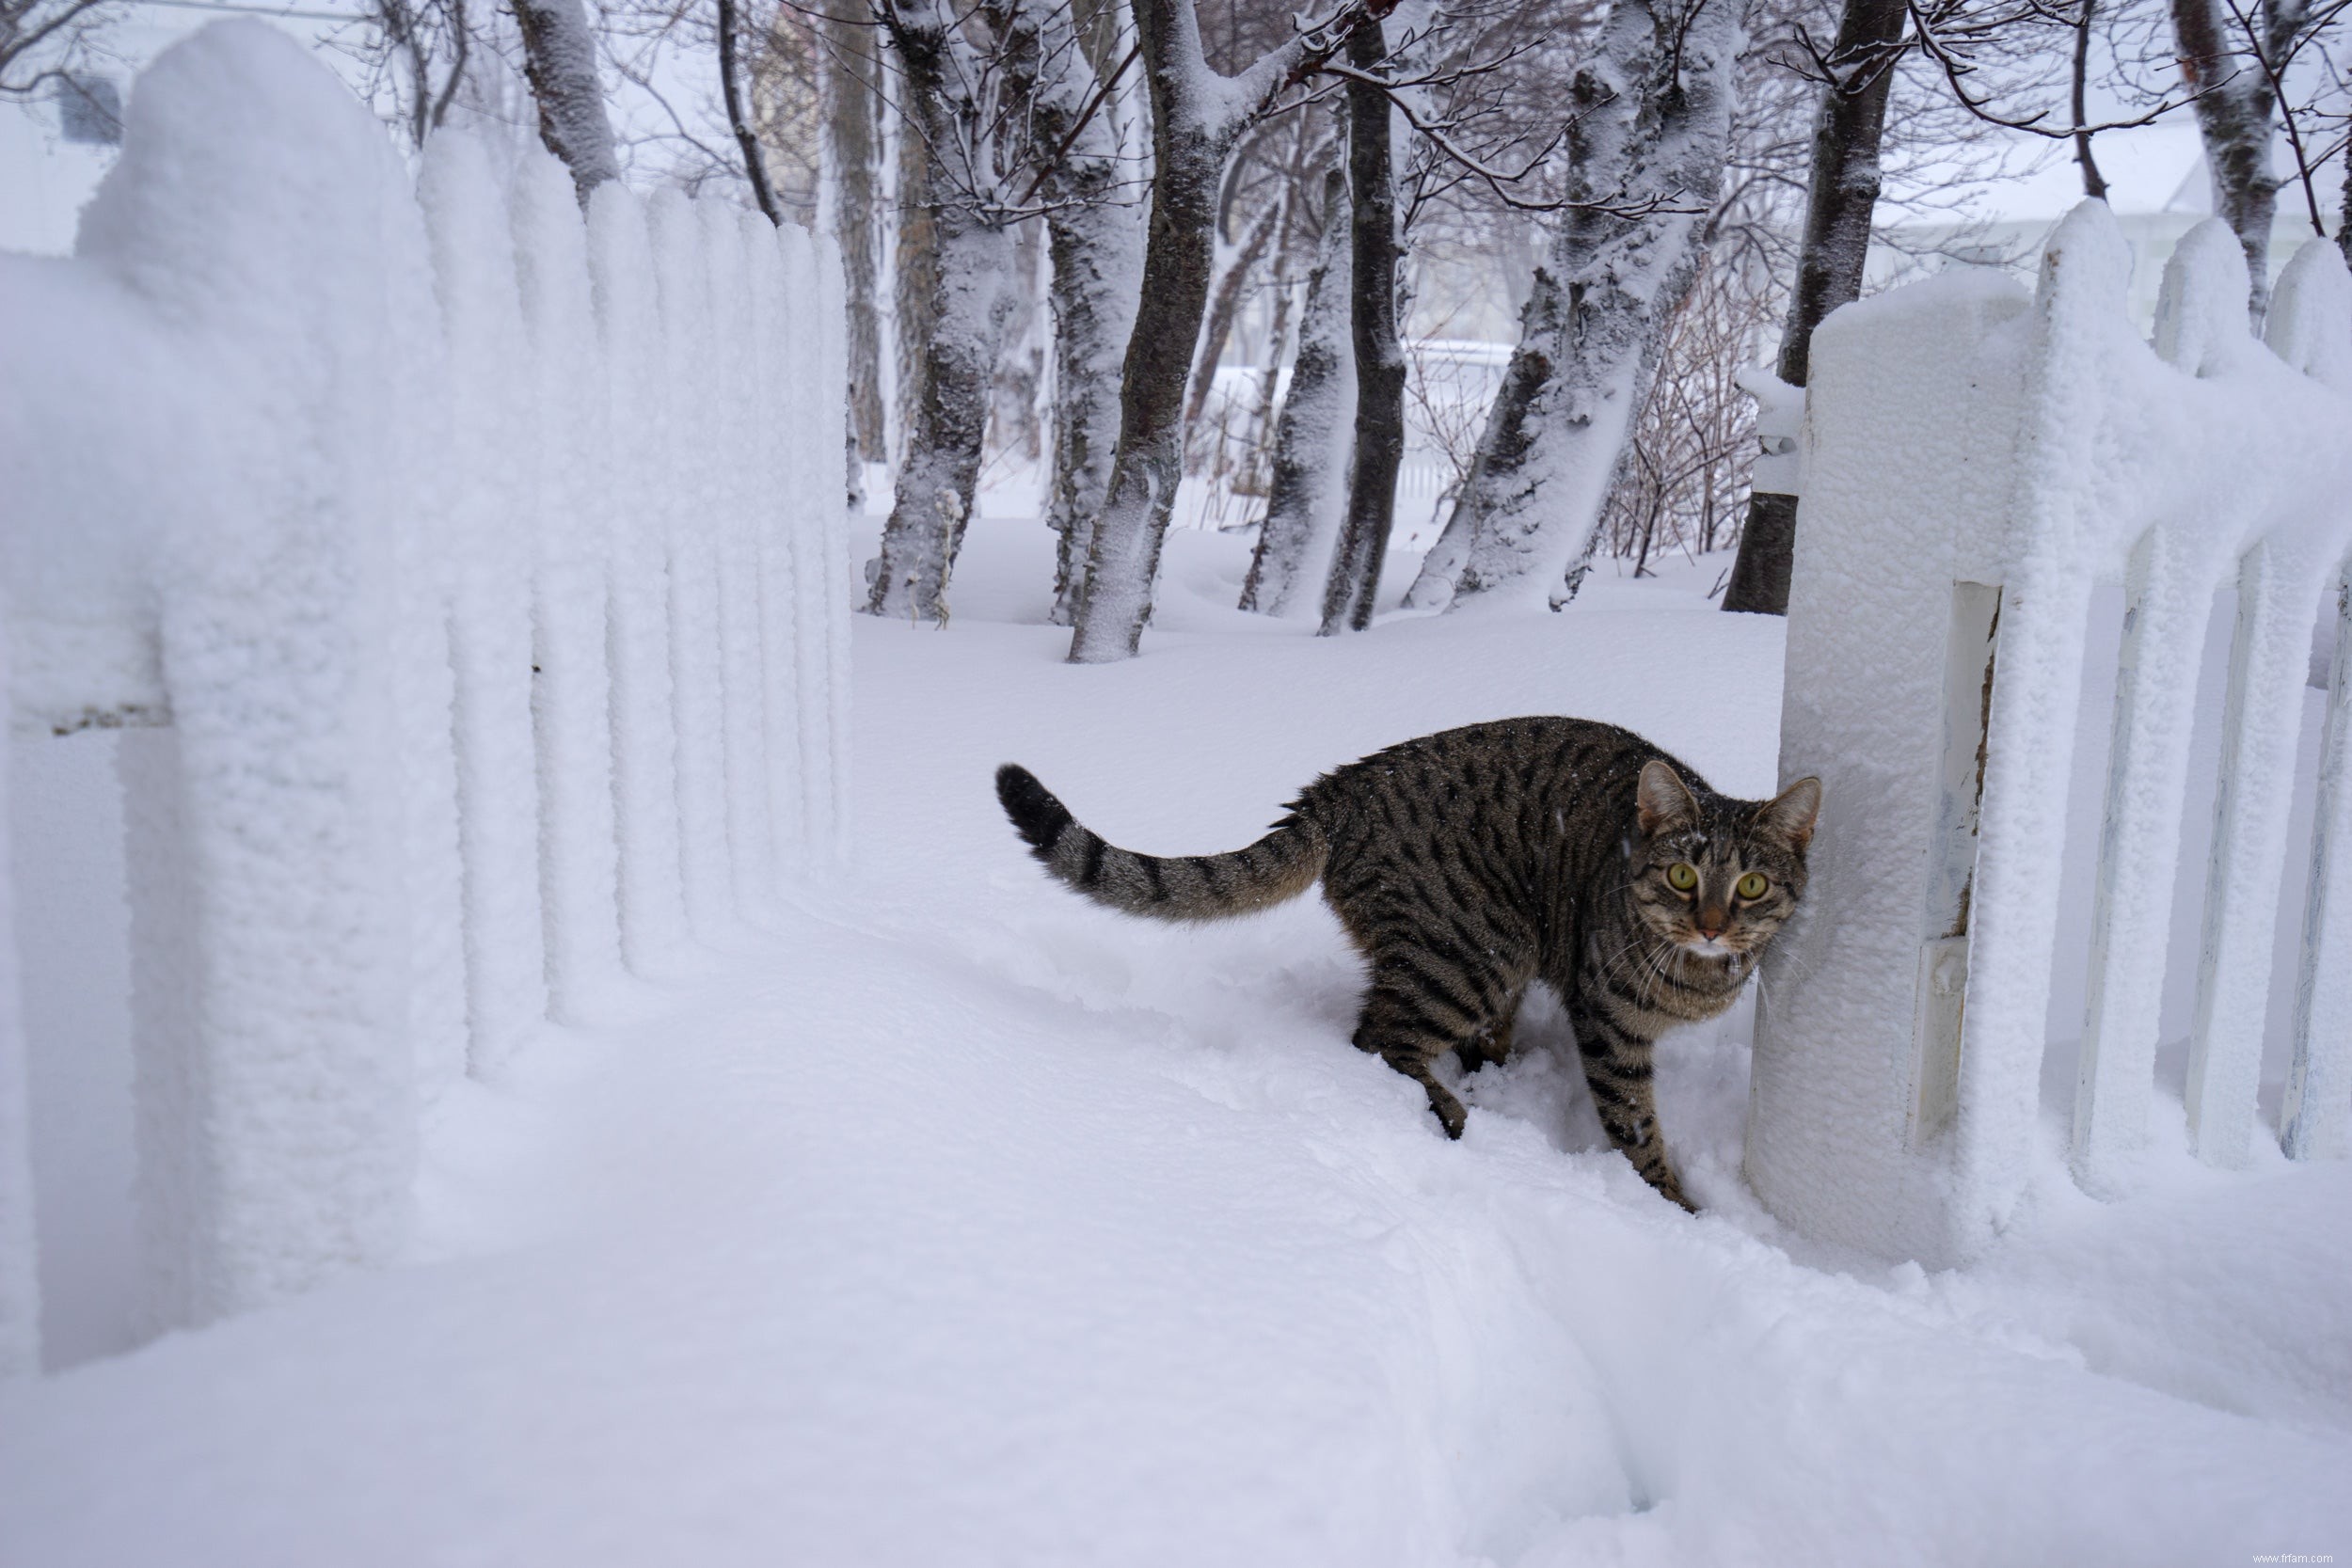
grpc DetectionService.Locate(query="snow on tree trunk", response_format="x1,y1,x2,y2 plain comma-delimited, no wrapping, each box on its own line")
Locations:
1241,166,1355,617
1402,0,1745,614
511,0,618,205
2170,0,2280,325
1067,0,1401,662
863,7,1018,625
1721,0,1905,616
991,0,1144,627
1319,17,1405,636
821,0,888,472
1044,181,1144,626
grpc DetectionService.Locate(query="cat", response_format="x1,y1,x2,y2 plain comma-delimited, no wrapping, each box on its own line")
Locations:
994,717,1820,1211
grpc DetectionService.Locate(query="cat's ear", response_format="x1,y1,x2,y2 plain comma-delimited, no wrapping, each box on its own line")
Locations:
1760,776,1822,852
1636,760,1699,836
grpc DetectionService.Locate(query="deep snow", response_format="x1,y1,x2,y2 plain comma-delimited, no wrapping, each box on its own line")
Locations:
2,519,2346,1565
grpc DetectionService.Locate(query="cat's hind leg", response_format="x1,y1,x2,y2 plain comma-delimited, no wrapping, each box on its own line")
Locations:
1453,989,1523,1074
1352,952,1517,1139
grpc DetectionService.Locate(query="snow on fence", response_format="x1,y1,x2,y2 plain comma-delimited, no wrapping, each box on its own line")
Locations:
1752,200,2352,1265
0,23,850,1372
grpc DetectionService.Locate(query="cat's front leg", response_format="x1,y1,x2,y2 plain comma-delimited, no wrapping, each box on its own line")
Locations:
1565,996,1695,1212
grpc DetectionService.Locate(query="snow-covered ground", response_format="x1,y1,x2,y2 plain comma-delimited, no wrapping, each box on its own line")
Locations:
3,519,2346,1565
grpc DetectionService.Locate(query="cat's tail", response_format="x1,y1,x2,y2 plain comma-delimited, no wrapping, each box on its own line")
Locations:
994,763,1327,922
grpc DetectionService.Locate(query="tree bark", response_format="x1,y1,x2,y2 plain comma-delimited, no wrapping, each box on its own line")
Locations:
1720,0,1903,615
1401,0,1745,615
1067,0,1400,663
892,81,939,472
1319,17,1404,635
512,0,619,203
2170,0,2281,324
1242,166,1354,615
821,0,889,468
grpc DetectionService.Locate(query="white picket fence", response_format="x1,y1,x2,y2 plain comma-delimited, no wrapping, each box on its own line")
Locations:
0,23,850,1372
1753,201,2352,1264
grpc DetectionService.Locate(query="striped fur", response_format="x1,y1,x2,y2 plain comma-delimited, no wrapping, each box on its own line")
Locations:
996,720,1820,1211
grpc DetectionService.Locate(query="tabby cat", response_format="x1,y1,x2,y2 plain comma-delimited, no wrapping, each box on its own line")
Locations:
994,718,1820,1211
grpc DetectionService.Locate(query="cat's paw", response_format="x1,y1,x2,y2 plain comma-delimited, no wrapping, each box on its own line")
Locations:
1428,1089,1468,1139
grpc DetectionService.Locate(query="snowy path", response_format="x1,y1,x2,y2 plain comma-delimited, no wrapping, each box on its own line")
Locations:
3,528,2347,1564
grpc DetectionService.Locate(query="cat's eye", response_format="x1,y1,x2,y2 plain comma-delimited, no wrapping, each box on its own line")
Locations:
1666,863,1698,892
1737,872,1769,899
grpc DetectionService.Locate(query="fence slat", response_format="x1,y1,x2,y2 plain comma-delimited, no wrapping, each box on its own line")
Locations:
652,193,732,939
744,214,806,879
588,184,690,973
514,150,624,1022
2286,568,2352,1159
421,131,548,1072
2186,541,2326,1165
2071,530,2216,1194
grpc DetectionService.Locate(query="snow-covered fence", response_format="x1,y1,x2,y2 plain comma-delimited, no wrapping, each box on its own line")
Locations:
1751,201,2352,1265
0,23,849,1369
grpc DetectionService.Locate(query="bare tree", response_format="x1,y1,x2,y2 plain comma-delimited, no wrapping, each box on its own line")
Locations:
1404,0,1749,613
861,0,1021,622
1016,7,1148,626
1065,0,1403,663
1242,164,1356,615
0,0,119,103
820,0,890,477
1720,0,1904,614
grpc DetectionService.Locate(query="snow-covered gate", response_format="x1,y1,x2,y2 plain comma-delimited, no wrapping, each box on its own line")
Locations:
1751,200,2352,1265
0,24,850,1372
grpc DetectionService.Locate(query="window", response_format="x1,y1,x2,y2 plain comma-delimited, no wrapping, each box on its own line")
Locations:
58,74,122,147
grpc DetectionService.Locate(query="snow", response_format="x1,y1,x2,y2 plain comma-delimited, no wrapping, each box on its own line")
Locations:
2,523,2346,1561
1767,199,2352,1259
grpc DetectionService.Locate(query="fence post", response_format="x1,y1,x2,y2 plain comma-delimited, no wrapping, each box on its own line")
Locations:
78,24,423,1324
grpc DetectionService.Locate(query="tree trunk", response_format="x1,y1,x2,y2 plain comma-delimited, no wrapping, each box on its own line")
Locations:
893,79,939,470
1065,4,1231,662
1318,17,1405,636
821,0,889,469
1242,167,1354,616
862,16,1017,624
512,0,619,203
1720,0,1904,615
2170,0,2280,324
1019,5,1144,626
1401,0,1745,615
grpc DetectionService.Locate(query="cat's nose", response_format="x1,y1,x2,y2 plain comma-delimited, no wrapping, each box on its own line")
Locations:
1696,911,1727,939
